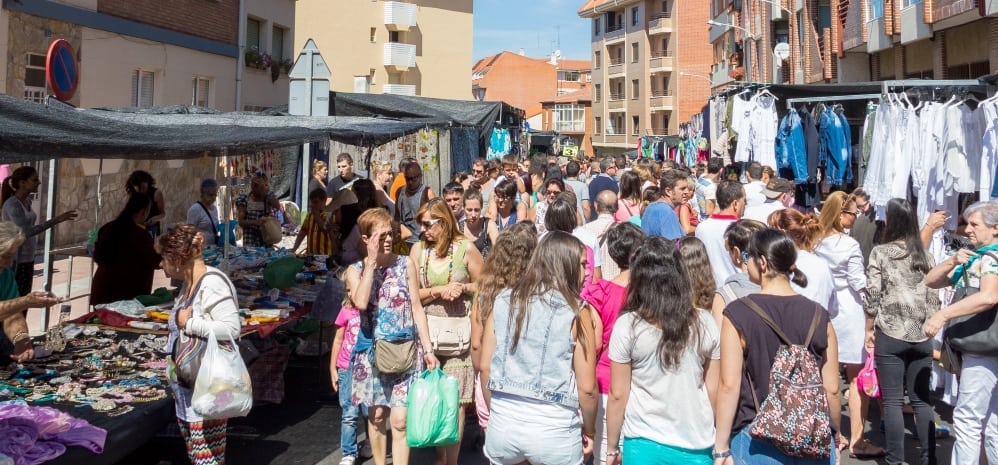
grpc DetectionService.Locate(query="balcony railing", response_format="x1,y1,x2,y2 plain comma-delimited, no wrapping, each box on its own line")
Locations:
649,54,674,71
605,25,624,42
646,128,670,136
651,89,672,97
383,84,416,96
383,42,416,70
648,94,675,109
650,49,672,58
554,121,586,132
648,12,673,32
607,99,625,110
608,92,625,101
384,1,417,31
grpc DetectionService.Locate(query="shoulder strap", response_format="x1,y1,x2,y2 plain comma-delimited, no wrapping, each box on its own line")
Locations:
197,202,218,237
722,284,737,303
739,296,793,346
804,303,822,347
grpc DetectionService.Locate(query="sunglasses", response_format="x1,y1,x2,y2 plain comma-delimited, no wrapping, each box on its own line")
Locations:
546,189,562,196
419,218,441,229
406,175,422,182
473,169,485,174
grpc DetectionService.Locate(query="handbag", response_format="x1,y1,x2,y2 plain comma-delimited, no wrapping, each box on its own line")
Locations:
374,338,417,374
260,216,283,245
856,349,880,398
944,252,998,356
170,271,237,388
426,314,471,357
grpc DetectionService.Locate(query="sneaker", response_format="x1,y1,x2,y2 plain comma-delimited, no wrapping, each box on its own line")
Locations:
339,456,356,465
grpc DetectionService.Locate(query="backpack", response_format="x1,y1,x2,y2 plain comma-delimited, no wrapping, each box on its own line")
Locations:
740,297,833,459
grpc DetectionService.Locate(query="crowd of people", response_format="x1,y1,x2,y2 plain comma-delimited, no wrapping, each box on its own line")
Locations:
1,150,995,465
316,152,998,465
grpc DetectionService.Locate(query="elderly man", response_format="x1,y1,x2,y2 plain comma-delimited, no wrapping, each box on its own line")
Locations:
583,190,622,280
742,177,794,223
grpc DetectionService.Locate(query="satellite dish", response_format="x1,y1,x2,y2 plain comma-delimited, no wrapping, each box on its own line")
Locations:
774,42,790,61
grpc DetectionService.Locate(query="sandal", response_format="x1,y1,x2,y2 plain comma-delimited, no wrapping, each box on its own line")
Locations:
849,439,886,459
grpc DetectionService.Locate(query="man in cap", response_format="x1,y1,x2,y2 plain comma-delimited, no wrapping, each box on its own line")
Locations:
742,177,795,224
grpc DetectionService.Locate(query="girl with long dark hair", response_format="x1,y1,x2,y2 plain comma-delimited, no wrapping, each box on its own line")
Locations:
864,198,939,465
605,236,720,465
615,171,643,224
714,229,842,464
480,231,598,465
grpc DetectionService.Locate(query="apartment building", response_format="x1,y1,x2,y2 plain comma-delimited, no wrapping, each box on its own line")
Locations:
3,0,294,247
472,51,591,125
295,0,473,100
839,0,998,82
540,88,594,158
579,0,712,154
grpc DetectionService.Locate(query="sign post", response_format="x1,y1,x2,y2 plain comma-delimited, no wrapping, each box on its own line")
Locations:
288,39,331,212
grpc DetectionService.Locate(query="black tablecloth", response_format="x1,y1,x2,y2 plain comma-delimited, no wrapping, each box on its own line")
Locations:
45,396,174,465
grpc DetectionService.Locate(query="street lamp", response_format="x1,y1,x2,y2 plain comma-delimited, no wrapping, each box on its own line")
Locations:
707,20,756,82
755,0,793,17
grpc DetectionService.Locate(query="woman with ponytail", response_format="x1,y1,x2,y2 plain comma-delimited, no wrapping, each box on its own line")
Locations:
714,229,842,464
767,209,834,310
1,166,78,295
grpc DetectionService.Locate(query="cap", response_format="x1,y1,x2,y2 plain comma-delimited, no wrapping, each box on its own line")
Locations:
762,178,794,199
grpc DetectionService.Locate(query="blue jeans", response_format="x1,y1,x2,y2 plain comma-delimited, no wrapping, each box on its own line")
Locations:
731,428,836,465
338,367,365,458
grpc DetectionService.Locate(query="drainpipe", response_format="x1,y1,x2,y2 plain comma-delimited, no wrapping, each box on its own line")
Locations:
235,0,246,112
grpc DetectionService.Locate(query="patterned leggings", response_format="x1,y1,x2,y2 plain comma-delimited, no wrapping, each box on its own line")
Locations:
178,419,227,465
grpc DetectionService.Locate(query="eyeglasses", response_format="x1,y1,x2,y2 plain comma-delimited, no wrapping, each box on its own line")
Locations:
546,189,562,196
419,218,441,229
472,169,485,174
855,202,869,211
841,210,858,217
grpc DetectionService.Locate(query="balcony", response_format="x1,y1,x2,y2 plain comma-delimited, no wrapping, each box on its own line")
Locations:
383,84,416,96
710,61,736,87
383,42,416,71
605,24,625,43
554,121,586,133
607,94,625,111
384,1,417,31
647,11,673,34
646,128,670,136
649,89,674,110
607,58,625,77
600,134,628,146
900,4,931,44
649,50,674,72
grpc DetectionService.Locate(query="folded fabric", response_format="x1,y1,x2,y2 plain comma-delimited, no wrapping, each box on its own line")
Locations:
136,287,175,307
0,401,107,464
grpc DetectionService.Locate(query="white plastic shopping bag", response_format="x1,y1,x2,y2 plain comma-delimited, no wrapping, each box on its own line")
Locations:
191,329,253,419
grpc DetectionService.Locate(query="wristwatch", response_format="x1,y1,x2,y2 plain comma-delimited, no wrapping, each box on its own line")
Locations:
712,449,732,459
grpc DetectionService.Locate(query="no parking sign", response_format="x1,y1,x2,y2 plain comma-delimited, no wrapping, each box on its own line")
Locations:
45,39,78,102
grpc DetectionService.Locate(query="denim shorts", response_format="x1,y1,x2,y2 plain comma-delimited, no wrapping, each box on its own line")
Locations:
484,392,582,465
731,428,836,465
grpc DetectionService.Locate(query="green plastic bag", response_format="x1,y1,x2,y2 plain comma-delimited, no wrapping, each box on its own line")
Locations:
263,256,304,289
406,368,459,448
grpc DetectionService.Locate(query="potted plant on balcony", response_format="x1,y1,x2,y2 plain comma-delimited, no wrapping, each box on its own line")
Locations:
729,66,745,80
245,46,271,70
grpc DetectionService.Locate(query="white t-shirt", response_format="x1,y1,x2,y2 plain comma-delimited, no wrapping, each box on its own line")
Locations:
694,217,738,288
793,250,834,311
608,310,719,450
744,181,766,207
572,226,602,267
742,200,785,224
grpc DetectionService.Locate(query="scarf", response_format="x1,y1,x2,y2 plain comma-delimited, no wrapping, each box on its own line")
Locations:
950,243,998,285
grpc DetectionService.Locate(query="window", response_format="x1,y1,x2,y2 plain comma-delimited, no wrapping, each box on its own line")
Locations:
631,7,639,26
389,31,400,42
131,69,155,108
595,84,602,102
246,18,261,50
559,71,581,82
631,42,639,62
594,18,601,35
370,27,377,43
903,0,922,5
631,79,639,99
192,76,210,107
552,104,586,132
594,51,601,68
272,26,286,63
594,117,602,134
632,116,640,135
25,53,47,104
869,0,884,19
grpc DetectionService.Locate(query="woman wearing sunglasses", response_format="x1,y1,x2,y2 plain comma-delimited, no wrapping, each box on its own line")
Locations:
410,198,484,465
527,177,566,235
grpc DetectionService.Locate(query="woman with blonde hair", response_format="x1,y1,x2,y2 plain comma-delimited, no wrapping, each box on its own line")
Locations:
470,222,537,433
344,208,440,465
410,198,484,465
310,159,328,195
814,191,882,458
369,161,395,215
768,209,834,310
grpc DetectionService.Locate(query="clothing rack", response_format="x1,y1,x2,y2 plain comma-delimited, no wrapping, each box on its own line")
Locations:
880,79,985,95
785,93,882,110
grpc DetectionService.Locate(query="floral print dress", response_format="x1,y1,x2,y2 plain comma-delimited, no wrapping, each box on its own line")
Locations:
350,255,422,408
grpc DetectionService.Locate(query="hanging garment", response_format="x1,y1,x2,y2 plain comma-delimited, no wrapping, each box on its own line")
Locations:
776,109,808,184
982,100,998,200
487,129,510,160
819,107,851,185
944,102,983,194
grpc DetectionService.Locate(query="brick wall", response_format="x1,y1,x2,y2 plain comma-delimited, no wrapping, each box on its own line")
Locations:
98,0,238,45
676,0,711,122
933,30,947,78
990,19,998,73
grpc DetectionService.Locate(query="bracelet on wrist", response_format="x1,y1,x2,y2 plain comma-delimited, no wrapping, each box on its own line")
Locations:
12,331,28,343
605,449,621,457
712,449,732,459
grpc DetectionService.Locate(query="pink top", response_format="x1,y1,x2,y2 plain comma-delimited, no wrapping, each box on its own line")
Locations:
581,279,628,394
333,306,362,370
615,199,641,223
